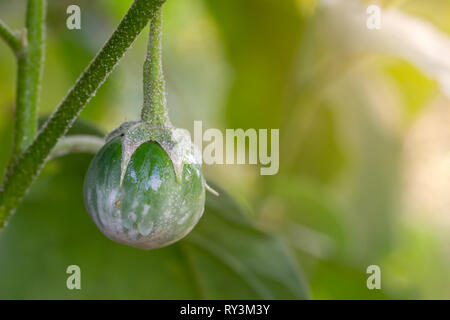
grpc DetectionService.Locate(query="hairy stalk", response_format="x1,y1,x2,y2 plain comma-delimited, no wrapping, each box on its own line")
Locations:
141,6,170,126
50,135,104,159
13,0,46,156
0,0,167,228
0,19,23,54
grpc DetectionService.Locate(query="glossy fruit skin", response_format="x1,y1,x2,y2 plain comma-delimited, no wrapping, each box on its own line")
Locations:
84,137,205,249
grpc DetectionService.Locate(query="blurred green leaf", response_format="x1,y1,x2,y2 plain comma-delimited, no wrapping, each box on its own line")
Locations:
310,260,390,300
0,157,308,299
203,0,305,129
185,183,309,299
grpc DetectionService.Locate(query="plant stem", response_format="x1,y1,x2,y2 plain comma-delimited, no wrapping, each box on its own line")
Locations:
13,0,46,157
50,135,104,159
0,19,23,54
141,6,170,127
0,0,167,229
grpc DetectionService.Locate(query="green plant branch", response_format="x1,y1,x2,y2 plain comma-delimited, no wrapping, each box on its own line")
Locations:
0,19,23,54
0,0,167,229
13,0,46,157
49,135,104,159
141,6,170,126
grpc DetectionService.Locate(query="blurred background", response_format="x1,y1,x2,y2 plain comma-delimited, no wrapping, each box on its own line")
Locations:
1,0,450,299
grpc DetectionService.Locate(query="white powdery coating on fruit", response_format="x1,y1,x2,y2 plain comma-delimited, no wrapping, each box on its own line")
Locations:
111,201,202,249
94,170,206,249
95,186,127,242
177,211,189,225
128,212,137,222
127,228,139,239
95,188,107,227
87,126,207,250
138,220,154,236
147,169,162,191
106,190,122,235
142,204,150,216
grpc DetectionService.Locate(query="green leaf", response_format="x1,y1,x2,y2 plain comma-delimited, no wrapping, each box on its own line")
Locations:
0,155,308,299
184,183,309,299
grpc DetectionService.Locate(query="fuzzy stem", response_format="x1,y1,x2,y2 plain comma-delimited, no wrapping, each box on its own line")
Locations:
141,6,170,126
50,135,104,159
0,19,23,54
13,0,46,157
0,0,166,229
